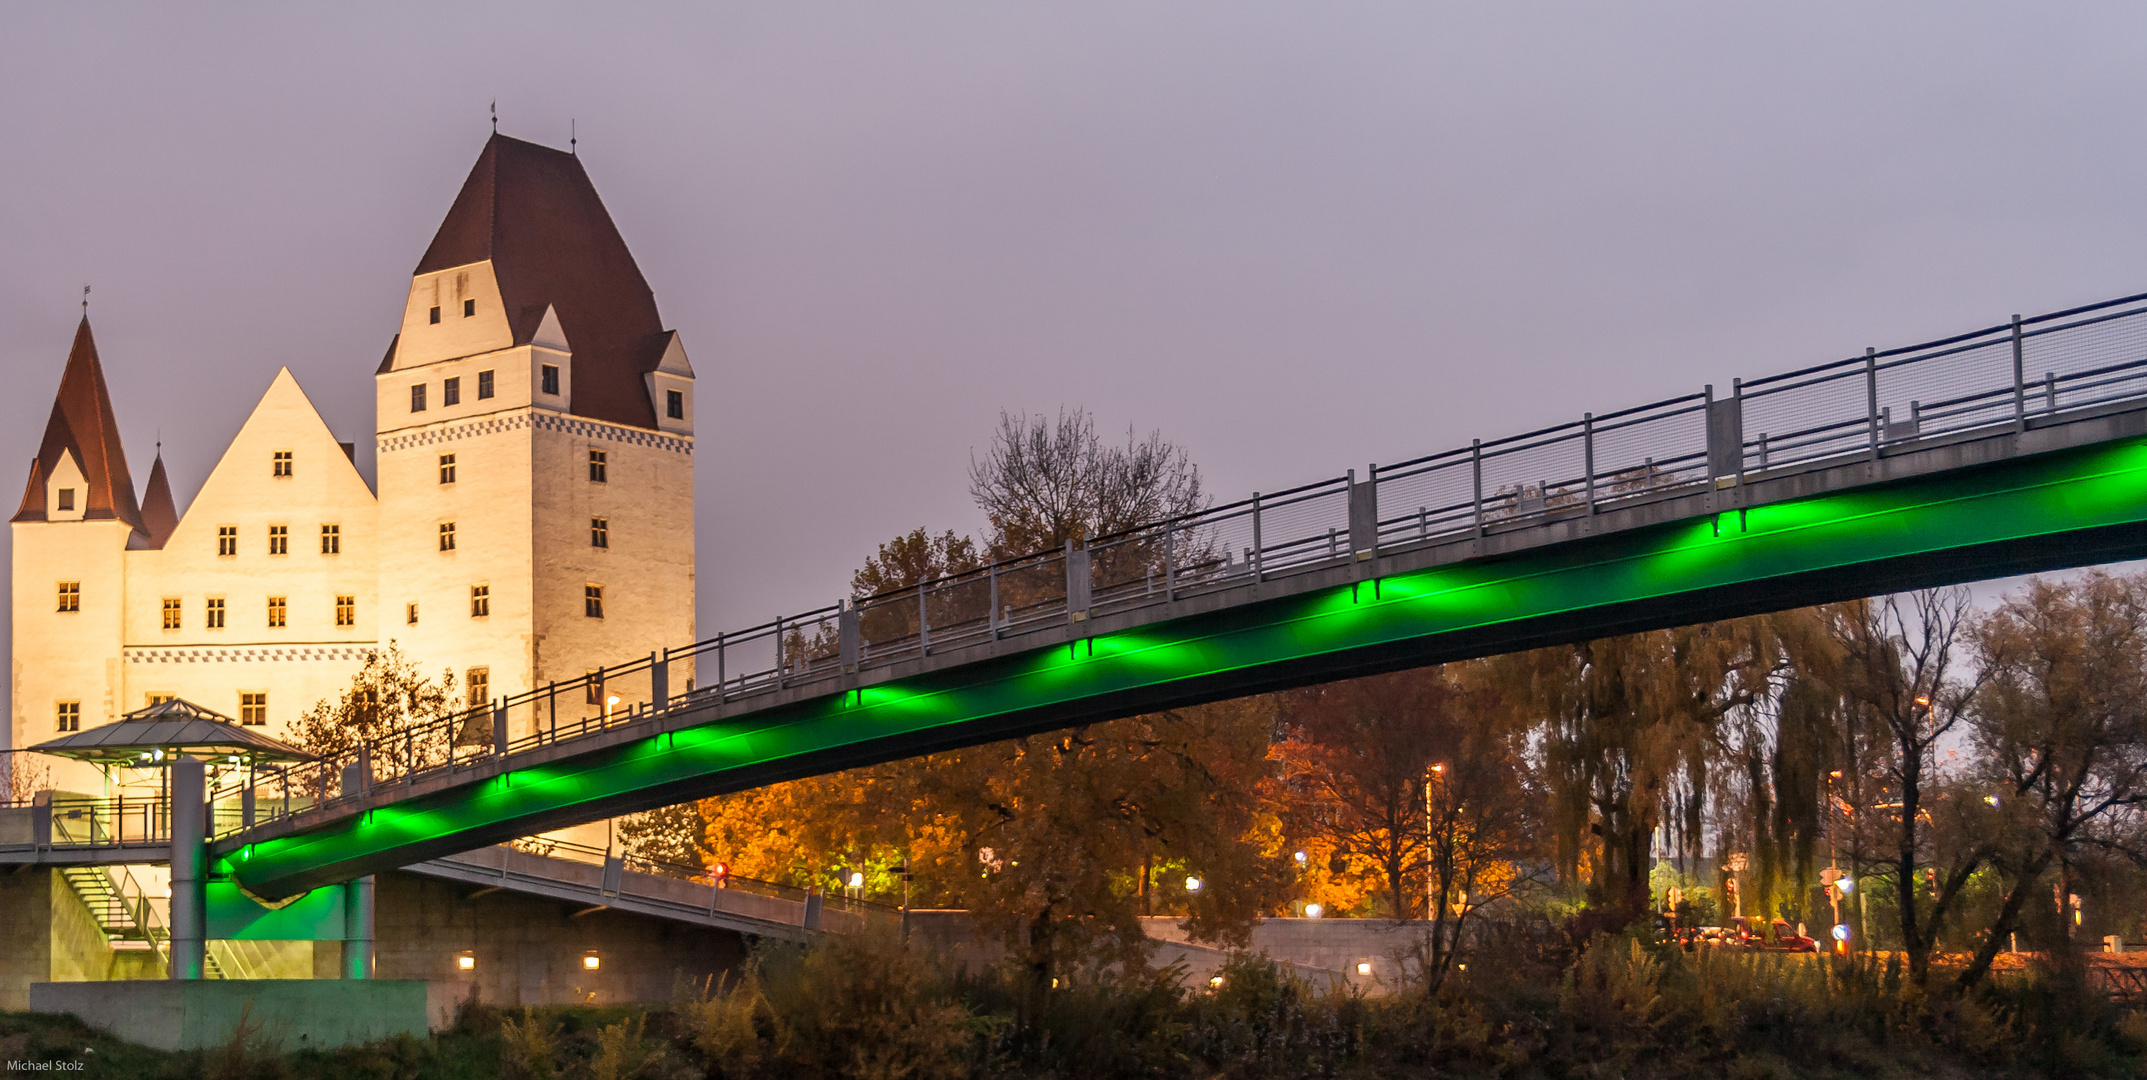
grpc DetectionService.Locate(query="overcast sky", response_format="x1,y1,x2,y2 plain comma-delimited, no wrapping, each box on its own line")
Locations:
5,3,2146,730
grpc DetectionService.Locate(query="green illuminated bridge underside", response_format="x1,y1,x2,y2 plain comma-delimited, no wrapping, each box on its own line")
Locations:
223,415,2147,899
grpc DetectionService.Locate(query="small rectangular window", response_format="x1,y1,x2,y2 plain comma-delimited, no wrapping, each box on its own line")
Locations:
217,526,237,557
55,701,80,733
56,488,75,512
272,450,293,477
205,598,225,629
268,524,289,555
162,597,182,630
439,522,457,551
335,595,356,627
267,596,286,628
477,370,495,399
410,384,427,412
584,584,604,619
587,449,607,483
470,584,490,618
467,667,490,708
439,454,457,484
321,524,341,554
407,602,419,625
428,305,441,325
666,389,684,420
541,364,560,395
443,377,461,406
57,582,79,613
590,517,608,548
463,298,476,318
240,692,267,727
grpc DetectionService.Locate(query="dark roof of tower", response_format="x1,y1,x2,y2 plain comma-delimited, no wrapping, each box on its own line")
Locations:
13,318,144,532
138,453,178,548
416,133,671,429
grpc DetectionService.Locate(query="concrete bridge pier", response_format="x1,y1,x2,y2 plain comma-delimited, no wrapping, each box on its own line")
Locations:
168,756,205,980
339,759,375,978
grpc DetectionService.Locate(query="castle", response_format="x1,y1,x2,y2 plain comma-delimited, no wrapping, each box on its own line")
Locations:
11,134,696,795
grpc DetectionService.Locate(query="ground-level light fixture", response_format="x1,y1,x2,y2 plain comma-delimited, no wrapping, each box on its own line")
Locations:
1184,876,1203,893
1304,903,1324,919
456,951,475,972
1208,975,1224,989
582,952,601,971
1356,961,1373,976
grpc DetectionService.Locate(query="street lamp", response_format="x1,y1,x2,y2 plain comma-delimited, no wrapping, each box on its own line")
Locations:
1304,903,1324,919
1184,875,1203,894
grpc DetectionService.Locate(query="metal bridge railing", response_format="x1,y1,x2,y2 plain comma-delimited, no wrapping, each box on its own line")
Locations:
206,290,2147,842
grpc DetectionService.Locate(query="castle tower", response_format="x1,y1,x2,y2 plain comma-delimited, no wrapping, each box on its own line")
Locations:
10,319,148,794
374,134,696,729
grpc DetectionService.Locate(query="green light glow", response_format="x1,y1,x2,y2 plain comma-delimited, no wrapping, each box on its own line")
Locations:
224,436,2147,898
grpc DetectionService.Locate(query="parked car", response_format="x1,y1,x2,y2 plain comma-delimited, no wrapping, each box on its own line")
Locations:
1729,916,1820,952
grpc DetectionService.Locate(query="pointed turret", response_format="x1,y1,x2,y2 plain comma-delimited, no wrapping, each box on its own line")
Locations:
138,452,178,548
12,318,144,534
408,133,672,428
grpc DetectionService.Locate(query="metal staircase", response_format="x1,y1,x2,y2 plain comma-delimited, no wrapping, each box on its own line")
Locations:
56,863,170,973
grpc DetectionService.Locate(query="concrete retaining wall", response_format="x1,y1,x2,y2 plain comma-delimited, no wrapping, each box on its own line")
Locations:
906,912,1432,992
28,979,460,1051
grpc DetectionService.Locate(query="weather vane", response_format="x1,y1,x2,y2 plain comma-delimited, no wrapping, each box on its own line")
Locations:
491,100,497,134
81,284,89,315
571,118,577,156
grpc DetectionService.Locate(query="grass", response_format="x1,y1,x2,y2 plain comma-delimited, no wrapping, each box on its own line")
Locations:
1,930,2142,1078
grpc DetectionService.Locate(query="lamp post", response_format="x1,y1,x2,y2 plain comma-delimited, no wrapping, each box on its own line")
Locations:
1425,763,1446,922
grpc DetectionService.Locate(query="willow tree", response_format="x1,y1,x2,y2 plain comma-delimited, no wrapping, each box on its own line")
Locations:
1499,615,1796,920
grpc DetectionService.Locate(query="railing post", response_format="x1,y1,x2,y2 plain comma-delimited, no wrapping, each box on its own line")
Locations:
1066,541,1092,621
715,633,727,703
30,789,50,848
1865,347,1880,462
492,698,509,755
775,617,786,688
918,583,931,656
1163,524,1176,601
651,649,669,712
988,565,1001,638
1582,413,1596,514
1251,494,1264,581
2012,314,2027,432
1471,440,1485,538
839,602,861,672
1348,466,1378,569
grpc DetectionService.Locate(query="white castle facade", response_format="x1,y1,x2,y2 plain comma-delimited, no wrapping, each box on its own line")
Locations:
11,134,696,795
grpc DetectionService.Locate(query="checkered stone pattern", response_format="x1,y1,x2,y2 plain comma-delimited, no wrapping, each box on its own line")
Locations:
377,413,691,456
126,646,375,665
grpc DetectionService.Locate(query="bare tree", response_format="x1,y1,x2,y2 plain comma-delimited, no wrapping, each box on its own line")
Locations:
1952,572,2147,993
1823,589,1991,989
968,408,1205,558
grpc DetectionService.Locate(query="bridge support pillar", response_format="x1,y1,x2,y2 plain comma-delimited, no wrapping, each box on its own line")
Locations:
343,876,375,979
168,756,206,980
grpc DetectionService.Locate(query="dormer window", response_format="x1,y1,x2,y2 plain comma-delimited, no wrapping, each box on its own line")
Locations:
666,390,684,420
541,365,560,396
443,377,460,407
411,384,428,412
429,305,441,325
55,488,74,512
463,299,476,317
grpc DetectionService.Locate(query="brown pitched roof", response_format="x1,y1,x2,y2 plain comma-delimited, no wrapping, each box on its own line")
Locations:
416,134,670,429
13,318,144,533
138,453,178,548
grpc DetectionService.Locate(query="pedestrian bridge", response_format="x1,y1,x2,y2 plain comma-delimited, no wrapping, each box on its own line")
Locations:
190,290,2147,899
